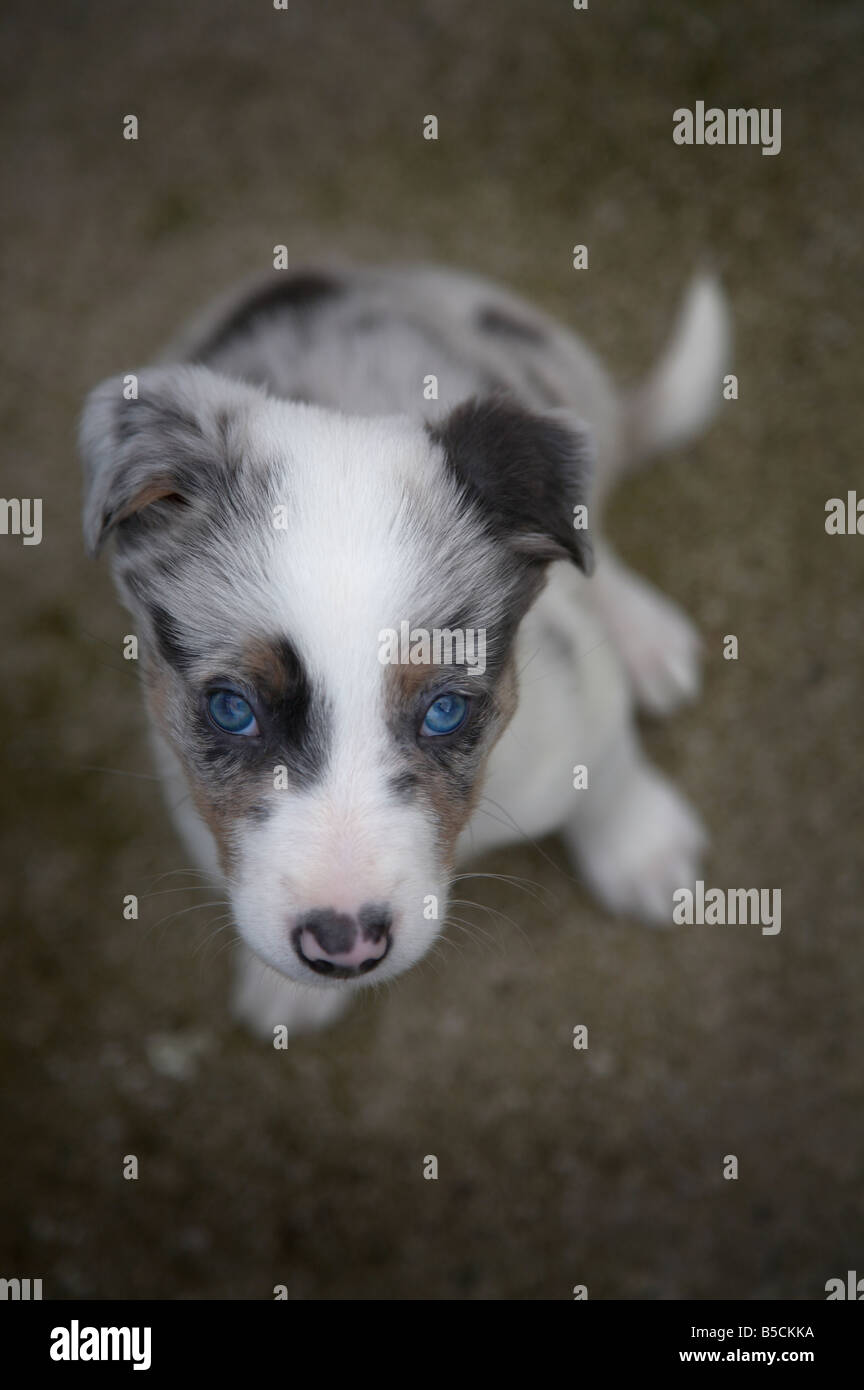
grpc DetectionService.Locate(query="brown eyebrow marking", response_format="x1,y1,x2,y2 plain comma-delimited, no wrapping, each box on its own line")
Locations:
241,634,302,696
388,658,439,705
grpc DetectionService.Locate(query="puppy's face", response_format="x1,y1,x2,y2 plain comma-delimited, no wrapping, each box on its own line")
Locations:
81,367,592,990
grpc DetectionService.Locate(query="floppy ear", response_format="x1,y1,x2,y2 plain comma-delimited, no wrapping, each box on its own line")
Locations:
79,364,260,556
428,395,595,574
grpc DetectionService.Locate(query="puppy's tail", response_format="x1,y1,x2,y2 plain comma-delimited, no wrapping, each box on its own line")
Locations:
621,271,732,472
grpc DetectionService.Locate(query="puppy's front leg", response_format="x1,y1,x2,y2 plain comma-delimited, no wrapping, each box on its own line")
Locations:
564,730,706,925
588,542,702,717
232,947,351,1041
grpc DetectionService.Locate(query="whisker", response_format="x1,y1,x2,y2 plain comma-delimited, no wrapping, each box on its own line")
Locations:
151,899,229,933
451,897,533,948
78,628,141,684
434,926,468,961
449,870,557,909
444,913,503,957
474,795,571,878
193,916,235,962
211,933,242,966
515,643,543,680
412,940,448,979
138,883,223,902
139,867,214,885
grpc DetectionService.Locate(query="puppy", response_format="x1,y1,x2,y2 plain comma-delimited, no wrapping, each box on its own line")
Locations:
80,264,730,1038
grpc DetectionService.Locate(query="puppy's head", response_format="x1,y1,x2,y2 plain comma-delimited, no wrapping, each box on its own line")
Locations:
80,365,593,989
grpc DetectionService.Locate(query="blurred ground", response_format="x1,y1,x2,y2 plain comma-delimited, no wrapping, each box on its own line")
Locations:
0,0,862,1300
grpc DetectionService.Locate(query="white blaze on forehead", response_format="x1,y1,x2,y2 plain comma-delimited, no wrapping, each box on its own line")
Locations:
253,401,471,748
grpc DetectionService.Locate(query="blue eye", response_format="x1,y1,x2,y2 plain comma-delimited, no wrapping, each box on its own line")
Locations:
421,692,469,737
207,690,259,737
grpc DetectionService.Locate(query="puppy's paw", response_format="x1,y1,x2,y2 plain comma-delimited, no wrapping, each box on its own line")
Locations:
232,954,350,1041
592,557,702,717
614,585,702,717
574,768,706,926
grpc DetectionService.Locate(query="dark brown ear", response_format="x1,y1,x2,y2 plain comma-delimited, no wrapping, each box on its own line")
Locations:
428,395,595,574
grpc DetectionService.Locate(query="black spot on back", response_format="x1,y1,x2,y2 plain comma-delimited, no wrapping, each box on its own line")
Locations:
476,305,547,345
198,273,344,359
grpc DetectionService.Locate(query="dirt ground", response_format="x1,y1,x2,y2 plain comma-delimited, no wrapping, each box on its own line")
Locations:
0,0,862,1300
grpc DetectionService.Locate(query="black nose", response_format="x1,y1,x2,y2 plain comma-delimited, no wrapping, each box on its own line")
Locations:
292,904,393,978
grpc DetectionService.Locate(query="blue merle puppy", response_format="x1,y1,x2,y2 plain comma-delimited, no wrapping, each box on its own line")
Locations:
80,263,729,1037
